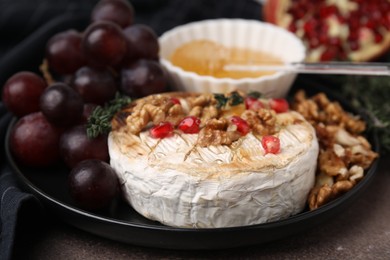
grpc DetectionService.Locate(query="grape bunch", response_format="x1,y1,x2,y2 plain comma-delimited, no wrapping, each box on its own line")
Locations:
2,0,168,210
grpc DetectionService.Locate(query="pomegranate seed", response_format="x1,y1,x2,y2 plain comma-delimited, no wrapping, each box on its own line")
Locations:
370,10,382,21
329,37,341,47
363,20,376,29
178,116,201,134
318,33,329,44
261,135,280,154
170,97,181,105
348,40,360,51
149,122,174,138
269,98,289,113
230,116,250,136
382,15,390,30
374,32,384,43
309,38,320,48
288,5,306,20
348,31,358,41
245,96,264,111
336,13,346,24
320,47,338,61
303,19,318,36
349,16,361,30
288,22,297,33
319,5,337,19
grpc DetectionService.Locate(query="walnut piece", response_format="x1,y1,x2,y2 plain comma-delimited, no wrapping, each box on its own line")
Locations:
308,180,355,210
118,91,283,148
241,108,277,136
198,118,241,146
124,95,181,134
293,90,378,210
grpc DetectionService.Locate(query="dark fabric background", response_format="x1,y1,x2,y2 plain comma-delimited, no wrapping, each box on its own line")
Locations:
0,1,262,259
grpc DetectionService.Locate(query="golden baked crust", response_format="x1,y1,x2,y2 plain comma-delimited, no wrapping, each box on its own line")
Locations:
110,91,317,177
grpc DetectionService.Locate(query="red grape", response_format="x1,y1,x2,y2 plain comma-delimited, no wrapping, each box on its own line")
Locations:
71,66,117,105
59,124,109,169
82,21,128,67
45,29,86,75
123,24,159,63
91,0,134,28
2,71,47,117
9,112,62,167
68,159,119,210
40,83,84,127
120,59,168,98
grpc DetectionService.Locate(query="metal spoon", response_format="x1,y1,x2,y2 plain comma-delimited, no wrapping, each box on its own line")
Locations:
224,62,390,76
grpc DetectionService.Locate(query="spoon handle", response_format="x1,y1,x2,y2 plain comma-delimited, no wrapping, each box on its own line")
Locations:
224,62,390,76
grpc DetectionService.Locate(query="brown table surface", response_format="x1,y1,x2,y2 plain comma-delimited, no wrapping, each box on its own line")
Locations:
13,153,390,260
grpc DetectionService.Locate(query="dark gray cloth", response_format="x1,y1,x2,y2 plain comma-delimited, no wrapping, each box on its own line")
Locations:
0,1,262,259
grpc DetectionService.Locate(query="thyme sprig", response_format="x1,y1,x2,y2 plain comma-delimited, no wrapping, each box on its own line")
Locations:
87,92,132,138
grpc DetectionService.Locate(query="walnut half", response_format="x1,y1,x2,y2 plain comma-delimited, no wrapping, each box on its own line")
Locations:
197,118,241,147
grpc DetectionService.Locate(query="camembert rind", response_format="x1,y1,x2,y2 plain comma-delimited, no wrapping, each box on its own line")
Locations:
109,104,319,228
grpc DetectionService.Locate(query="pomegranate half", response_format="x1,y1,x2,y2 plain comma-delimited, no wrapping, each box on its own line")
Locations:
263,0,390,62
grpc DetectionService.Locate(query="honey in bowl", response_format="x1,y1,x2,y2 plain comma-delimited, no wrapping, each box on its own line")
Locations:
170,40,284,79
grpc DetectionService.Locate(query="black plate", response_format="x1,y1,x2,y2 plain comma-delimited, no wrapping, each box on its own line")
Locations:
5,78,380,250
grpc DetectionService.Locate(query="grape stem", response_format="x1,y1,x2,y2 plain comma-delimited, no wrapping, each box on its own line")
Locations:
39,59,55,85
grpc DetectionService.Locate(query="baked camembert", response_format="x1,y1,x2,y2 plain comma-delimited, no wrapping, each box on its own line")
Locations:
108,91,319,228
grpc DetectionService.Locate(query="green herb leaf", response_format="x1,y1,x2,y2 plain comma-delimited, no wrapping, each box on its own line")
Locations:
214,93,228,109
87,93,132,138
228,91,244,106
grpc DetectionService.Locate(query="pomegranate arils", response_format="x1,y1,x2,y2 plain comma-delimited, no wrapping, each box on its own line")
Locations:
269,98,289,113
245,97,264,111
374,32,384,43
349,40,360,51
329,37,341,47
230,116,250,136
261,135,280,155
288,23,297,33
178,116,200,134
320,47,338,61
319,5,337,19
309,38,320,48
150,122,174,139
288,6,305,19
272,0,390,62
170,97,181,105
303,19,318,36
